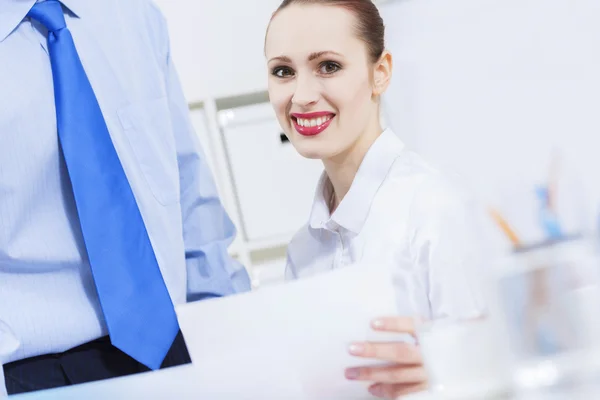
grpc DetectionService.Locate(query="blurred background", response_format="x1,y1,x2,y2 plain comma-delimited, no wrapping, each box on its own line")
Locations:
152,0,600,288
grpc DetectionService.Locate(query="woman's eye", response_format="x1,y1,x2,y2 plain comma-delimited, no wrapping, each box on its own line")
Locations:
319,61,341,75
272,67,294,78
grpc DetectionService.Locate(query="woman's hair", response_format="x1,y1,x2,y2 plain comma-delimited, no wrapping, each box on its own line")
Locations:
267,0,386,64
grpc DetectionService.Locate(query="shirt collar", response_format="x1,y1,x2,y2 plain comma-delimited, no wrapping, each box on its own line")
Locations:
0,0,83,43
309,128,405,234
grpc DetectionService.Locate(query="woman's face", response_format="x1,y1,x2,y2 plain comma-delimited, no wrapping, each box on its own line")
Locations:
265,4,384,161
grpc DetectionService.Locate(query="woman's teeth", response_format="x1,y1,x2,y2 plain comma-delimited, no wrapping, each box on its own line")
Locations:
295,115,333,127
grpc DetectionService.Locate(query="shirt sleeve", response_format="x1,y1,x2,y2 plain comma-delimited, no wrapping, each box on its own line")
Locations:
150,4,251,299
284,252,298,281
0,319,20,396
408,176,492,320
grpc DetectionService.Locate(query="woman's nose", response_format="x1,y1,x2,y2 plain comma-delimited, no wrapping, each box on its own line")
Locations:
291,76,320,107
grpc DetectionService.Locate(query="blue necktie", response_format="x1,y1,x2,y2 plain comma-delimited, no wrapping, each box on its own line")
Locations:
28,0,179,370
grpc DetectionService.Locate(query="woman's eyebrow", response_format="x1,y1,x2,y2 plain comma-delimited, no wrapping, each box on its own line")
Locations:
308,51,343,61
268,55,292,63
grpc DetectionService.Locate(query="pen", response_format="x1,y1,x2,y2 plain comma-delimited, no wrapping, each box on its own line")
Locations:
489,208,522,249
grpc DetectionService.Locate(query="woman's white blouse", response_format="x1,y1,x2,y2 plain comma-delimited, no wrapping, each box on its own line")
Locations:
285,129,488,320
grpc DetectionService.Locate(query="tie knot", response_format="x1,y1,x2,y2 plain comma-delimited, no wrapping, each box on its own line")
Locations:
27,0,66,33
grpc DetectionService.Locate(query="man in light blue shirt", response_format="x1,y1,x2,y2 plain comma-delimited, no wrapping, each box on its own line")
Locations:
0,0,250,394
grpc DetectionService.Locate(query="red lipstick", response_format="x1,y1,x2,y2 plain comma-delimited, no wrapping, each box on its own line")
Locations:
291,112,335,136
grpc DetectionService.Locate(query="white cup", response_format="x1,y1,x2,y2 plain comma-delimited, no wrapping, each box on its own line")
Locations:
416,316,513,399
492,236,600,390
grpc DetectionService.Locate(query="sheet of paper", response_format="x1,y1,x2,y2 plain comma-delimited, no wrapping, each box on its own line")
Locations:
176,263,403,400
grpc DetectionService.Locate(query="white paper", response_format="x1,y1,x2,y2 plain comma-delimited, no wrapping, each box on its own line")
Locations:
176,263,403,400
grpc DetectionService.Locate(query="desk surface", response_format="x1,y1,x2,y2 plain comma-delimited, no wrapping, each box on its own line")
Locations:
10,365,600,400
9,363,395,400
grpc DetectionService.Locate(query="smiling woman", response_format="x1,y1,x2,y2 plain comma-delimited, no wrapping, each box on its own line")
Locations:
265,0,389,166
264,1,489,399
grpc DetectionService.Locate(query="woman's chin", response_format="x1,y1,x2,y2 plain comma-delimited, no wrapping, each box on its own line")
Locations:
285,132,344,161
295,147,329,160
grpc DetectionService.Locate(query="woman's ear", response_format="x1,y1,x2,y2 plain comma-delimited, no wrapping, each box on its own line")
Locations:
373,50,393,96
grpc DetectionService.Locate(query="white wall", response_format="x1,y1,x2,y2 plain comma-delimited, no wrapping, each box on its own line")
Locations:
154,0,282,101
380,0,417,147
385,0,600,241
389,0,599,182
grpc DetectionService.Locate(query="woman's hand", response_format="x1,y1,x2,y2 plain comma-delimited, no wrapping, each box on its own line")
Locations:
345,317,428,399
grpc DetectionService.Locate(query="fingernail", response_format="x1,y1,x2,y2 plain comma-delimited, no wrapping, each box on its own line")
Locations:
348,343,364,355
369,384,384,397
372,319,384,329
345,368,360,380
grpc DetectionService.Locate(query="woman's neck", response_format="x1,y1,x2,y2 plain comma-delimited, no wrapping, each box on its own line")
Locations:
323,123,384,212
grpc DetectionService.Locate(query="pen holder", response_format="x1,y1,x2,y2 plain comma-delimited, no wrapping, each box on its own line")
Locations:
416,316,513,400
492,235,600,391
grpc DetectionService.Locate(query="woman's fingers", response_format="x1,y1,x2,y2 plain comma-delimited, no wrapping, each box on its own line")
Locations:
348,341,423,364
345,316,429,398
368,382,429,399
371,316,418,335
345,364,427,384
